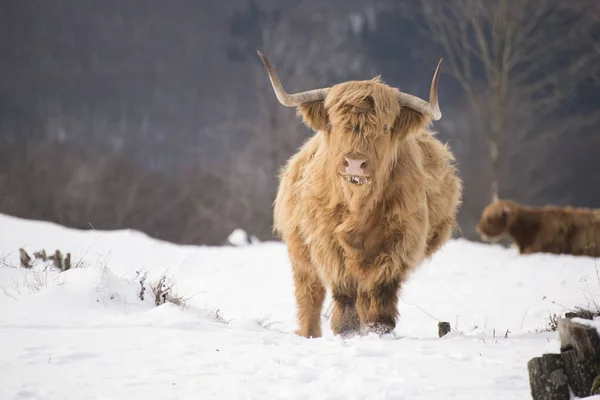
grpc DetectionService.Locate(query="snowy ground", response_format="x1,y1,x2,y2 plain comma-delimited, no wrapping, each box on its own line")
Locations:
1,213,599,399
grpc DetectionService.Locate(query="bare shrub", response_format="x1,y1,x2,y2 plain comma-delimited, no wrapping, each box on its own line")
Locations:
210,309,232,324
545,313,560,332
135,270,188,308
136,271,148,301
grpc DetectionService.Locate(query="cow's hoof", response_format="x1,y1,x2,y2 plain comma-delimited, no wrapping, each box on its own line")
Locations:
363,322,395,336
336,329,360,340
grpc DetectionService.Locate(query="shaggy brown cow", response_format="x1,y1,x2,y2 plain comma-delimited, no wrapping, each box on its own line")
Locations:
257,51,462,338
476,199,600,257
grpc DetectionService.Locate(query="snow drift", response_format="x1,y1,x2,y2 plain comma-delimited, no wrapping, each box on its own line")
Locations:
1,213,599,399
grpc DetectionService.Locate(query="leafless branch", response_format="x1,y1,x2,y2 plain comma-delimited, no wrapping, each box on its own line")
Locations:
409,0,599,212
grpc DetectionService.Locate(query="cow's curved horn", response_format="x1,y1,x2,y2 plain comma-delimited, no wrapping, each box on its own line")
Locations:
397,59,443,120
257,50,330,107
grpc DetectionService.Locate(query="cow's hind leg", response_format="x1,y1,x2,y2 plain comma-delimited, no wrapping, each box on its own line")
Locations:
288,235,326,338
357,279,401,335
331,283,360,337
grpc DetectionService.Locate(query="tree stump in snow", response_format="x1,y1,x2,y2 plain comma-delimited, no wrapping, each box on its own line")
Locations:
33,249,47,261
19,248,32,268
64,253,71,271
527,354,569,400
561,348,598,398
528,318,600,399
49,249,63,271
557,318,600,398
438,321,451,337
565,310,596,321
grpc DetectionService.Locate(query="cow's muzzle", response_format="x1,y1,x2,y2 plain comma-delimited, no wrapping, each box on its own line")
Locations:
341,155,371,186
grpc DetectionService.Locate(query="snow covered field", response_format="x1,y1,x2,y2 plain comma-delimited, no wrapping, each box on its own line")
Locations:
1,213,599,399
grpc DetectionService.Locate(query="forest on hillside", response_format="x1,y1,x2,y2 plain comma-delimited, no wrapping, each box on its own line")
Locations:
1,0,599,245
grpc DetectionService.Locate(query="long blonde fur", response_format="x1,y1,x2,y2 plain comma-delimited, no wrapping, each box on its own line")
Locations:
273,76,462,338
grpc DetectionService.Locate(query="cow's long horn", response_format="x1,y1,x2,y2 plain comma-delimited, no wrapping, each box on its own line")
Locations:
397,59,443,120
257,50,329,107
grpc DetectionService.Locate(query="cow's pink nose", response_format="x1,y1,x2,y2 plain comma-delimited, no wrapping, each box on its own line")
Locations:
343,157,369,176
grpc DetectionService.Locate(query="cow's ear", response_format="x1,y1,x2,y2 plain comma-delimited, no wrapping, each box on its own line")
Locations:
391,106,428,140
297,101,329,132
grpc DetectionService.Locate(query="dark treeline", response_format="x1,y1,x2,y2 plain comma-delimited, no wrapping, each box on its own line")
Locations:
1,0,599,245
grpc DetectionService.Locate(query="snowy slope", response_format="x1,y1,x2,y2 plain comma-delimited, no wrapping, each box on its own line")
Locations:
1,213,599,399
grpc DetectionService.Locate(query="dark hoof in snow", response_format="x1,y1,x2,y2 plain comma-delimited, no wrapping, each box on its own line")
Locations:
363,322,395,336
337,330,360,340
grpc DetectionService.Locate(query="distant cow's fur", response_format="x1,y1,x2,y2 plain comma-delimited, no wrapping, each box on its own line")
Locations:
260,55,462,338
476,199,600,257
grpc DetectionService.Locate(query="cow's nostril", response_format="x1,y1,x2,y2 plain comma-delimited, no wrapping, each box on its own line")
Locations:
360,161,368,170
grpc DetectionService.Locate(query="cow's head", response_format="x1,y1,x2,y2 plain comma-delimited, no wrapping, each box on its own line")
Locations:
257,51,442,192
476,200,514,242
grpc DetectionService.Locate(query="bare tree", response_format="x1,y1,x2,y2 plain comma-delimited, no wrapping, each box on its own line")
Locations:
408,0,599,204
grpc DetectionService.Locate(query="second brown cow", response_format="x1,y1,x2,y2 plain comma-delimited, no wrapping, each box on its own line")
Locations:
476,199,600,257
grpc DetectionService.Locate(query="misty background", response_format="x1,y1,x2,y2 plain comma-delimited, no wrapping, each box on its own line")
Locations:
1,0,599,245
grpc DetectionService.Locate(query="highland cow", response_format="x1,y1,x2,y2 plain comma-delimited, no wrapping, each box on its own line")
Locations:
476,199,600,257
257,51,462,338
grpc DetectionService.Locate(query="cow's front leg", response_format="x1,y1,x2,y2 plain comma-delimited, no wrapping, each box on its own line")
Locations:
292,266,326,338
356,278,401,335
288,234,326,338
331,283,360,337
